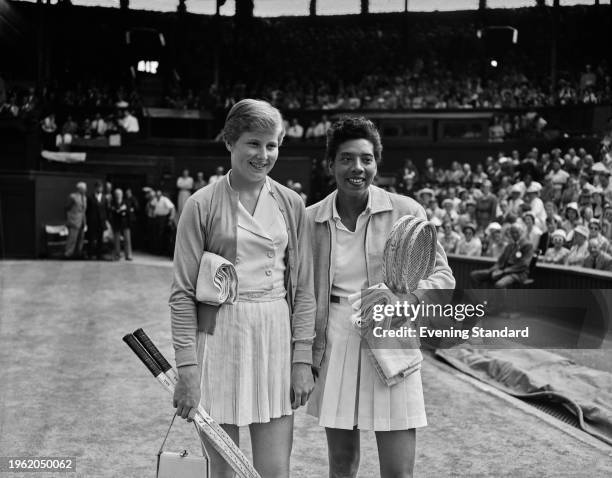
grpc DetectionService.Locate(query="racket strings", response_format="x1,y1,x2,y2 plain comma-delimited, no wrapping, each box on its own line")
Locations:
383,215,437,294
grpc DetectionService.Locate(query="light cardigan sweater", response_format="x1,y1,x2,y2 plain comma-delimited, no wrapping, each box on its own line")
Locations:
306,186,456,369
169,173,316,368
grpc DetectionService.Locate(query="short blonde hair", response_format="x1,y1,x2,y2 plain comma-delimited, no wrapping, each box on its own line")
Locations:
222,99,285,145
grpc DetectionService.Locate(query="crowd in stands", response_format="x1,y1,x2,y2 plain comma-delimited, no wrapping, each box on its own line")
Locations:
379,130,612,274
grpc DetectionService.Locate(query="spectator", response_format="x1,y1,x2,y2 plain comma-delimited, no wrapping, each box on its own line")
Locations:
524,182,546,230
561,202,582,240
456,223,482,257
176,169,194,218
522,212,542,250
304,120,317,140
541,229,570,264
587,218,610,252
483,222,507,258
565,225,590,266
153,190,176,255
439,221,461,255
64,181,88,259
119,109,139,133
537,216,557,255
475,180,498,230
208,166,225,184
109,188,133,261
193,171,207,191
286,118,304,140
86,180,109,260
582,238,612,271
470,223,534,288
313,114,331,138
91,113,108,137
292,181,307,204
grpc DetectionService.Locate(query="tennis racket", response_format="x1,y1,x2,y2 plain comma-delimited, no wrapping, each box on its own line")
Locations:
123,332,261,478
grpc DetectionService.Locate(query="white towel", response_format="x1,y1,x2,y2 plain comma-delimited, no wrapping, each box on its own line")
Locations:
348,283,422,386
195,252,238,305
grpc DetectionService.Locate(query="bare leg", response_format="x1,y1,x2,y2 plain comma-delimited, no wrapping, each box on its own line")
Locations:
325,427,360,478
200,424,239,478
249,415,293,478
375,429,416,478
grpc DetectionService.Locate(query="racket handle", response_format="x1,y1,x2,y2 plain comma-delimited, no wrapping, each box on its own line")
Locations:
123,334,163,377
133,328,173,374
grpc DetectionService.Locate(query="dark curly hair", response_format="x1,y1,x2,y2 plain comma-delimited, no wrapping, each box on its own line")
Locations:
325,116,383,164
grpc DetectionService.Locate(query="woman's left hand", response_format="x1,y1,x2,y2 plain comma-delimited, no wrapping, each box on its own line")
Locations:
290,363,314,409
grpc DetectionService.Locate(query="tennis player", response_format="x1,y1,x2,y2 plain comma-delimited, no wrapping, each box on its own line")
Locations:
170,99,315,477
306,117,455,477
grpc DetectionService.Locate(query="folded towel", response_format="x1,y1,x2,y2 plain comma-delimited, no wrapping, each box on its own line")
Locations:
348,283,423,387
195,252,238,305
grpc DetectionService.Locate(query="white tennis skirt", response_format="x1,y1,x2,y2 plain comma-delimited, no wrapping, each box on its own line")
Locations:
197,290,292,426
307,298,427,431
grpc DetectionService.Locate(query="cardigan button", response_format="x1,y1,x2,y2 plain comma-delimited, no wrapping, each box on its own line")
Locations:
265,270,272,276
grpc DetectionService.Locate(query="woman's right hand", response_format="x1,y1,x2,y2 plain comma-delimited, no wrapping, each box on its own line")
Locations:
173,365,201,420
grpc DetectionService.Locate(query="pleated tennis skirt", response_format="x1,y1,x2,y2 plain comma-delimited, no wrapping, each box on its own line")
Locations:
307,298,427,431
196,290,292,426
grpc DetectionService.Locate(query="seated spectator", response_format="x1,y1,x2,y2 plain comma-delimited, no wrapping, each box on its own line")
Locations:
483,222,507,258
304,120,318,140
541,229,570,265
537,216,557,255
438,198,459,225
286,118,304,140
561,202,582,241
456,223,482,257
587,218,610,253
313,115,331,139
119,109,139,133
565,225,590,266
91,113,108,137
582,238,612,272
470,223,534,289
439,221,461,255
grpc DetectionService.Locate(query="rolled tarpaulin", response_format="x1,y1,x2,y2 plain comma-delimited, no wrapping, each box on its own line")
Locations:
196,251,238,305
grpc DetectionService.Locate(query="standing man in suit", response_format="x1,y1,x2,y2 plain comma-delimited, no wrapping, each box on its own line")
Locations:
64,181,88,259
583,239,612,271
470,223,534,288
86,181,109,260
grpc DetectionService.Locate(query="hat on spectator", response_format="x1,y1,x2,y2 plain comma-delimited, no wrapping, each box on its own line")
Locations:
525,182,542,194
465,199,476,207
442,198,454,207
510,184,522,194
574,225,589,238
523,211,535,220
486,222,502,232
565,202,579,213
463,223,476,233
591,163,610,175
430,216,442,227
589,218,601,228
551,229,566,241
116,100,129,108
418,188,435,198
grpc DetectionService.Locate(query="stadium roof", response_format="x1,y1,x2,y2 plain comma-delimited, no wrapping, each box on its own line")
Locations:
15,0,598,17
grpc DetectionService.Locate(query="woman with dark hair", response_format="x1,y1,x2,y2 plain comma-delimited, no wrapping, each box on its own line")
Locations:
170,99,315,477
306,117,454,477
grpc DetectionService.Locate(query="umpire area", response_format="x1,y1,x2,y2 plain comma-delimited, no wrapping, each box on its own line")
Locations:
1,259,611,477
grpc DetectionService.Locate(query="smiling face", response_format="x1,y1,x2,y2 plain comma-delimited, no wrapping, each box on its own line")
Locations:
226,128,281,186
330,138,377,199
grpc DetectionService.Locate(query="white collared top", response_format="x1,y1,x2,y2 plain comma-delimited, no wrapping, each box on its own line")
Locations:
330,191,371,298
230,175,288,294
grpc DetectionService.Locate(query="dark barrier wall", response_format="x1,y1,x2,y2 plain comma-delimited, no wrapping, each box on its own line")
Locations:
448,254,612,289
0,172,101,258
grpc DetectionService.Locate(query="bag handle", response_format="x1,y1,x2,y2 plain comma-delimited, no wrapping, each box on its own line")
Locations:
158,412,211,461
